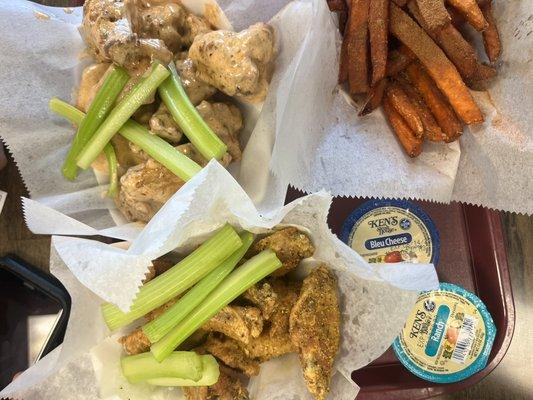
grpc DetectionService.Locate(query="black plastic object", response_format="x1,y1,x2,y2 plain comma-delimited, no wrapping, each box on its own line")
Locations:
0,255,71,387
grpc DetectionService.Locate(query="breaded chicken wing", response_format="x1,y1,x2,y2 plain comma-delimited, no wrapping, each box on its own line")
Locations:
249,227,315,276
202,305,263,344
289,265,340,400
242,282,278,320
268,279,301,337
202,334,261,376
183,365,249,400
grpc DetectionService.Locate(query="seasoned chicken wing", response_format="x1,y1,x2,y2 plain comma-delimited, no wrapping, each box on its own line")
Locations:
77,63,110,112
268,279,301,337
289,265,340,400
242,282,278,320
183,365,249,400
189,23,275,103
176,58,217,105
196,101,244,161
82,0,173,71
202,334,261,376
149,103,183,143
119,328,151,355
116,157,184,222
249,227,315,276
240,330,297,362
202,305,263,344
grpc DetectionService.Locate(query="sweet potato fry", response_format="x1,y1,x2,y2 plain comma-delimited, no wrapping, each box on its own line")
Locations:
391,0,408,6
369,0,389,86
446,0,487,31
386,46,416,77
327,0,348,12
382,96,423,157
408,1,486,83
346,0,371,94
406,63,462,142
390,4,483,124
414,0,451,32
386,82,424,137
480,1,501,62
397,76,446,142
359,78,387,116
339,33,349,83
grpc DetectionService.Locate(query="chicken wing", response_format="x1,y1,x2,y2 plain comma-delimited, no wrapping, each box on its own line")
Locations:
175,58,217,106
183,365,249,400
268,279,301,337
240,330,297,362
116,158,184,222
189,23,275,103
119,328,151,355
242,282,278,320
289,265,340,400
202,334,261,376
202,305,263,344
249,227,315,277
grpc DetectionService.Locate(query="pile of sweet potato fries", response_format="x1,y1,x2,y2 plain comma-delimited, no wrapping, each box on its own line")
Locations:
329,0,502,157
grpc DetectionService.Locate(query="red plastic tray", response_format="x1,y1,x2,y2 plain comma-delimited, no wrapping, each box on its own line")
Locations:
286,190,515,399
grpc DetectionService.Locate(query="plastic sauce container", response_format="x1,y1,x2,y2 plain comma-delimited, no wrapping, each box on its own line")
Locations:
393,283,496,384
340,199,440,265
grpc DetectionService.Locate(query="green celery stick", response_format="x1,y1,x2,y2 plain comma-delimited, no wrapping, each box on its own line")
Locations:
76,63,170,169
101,224,242,331
62,66,129,180
121,351,203,384
49,98,202,181
150,250,282,362
146,355,219,386
143,232,254,343
159,63,227,160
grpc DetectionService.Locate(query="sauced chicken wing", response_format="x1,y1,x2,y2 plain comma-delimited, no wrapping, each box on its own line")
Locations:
116,157,184,222
202,306,263,344
242,282,278,320
196,101,244,161
183,365,249,400
115,143,224,223
82,0,173,71
289,265,340,400
189,23,275,103
77,63,110,112
202,334,261,376
249,227,315,277
149,103,183,143
149,100,243,159
176,58,217,105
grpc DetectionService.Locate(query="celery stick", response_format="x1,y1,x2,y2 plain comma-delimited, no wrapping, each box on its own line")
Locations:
49,99,202,181
119,119,201,181
147,355,219,387
62,66,129,180
143,232,254,343
150,250,282,362
103,143,118,198
101,224,242,331
159,63,227,160
77,63,170,169
121,351,203,384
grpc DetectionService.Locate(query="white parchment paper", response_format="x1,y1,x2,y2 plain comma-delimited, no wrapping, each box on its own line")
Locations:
0,161,438,400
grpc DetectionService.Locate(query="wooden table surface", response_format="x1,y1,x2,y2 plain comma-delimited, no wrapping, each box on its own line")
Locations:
2,1,532,399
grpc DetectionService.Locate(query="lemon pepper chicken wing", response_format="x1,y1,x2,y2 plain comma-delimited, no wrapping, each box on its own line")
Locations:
242,282,278,320
289,265,341,400
202,305,264,345
201,334,261,377
183,365,249,400
267,279,301,337
248,227,315,277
